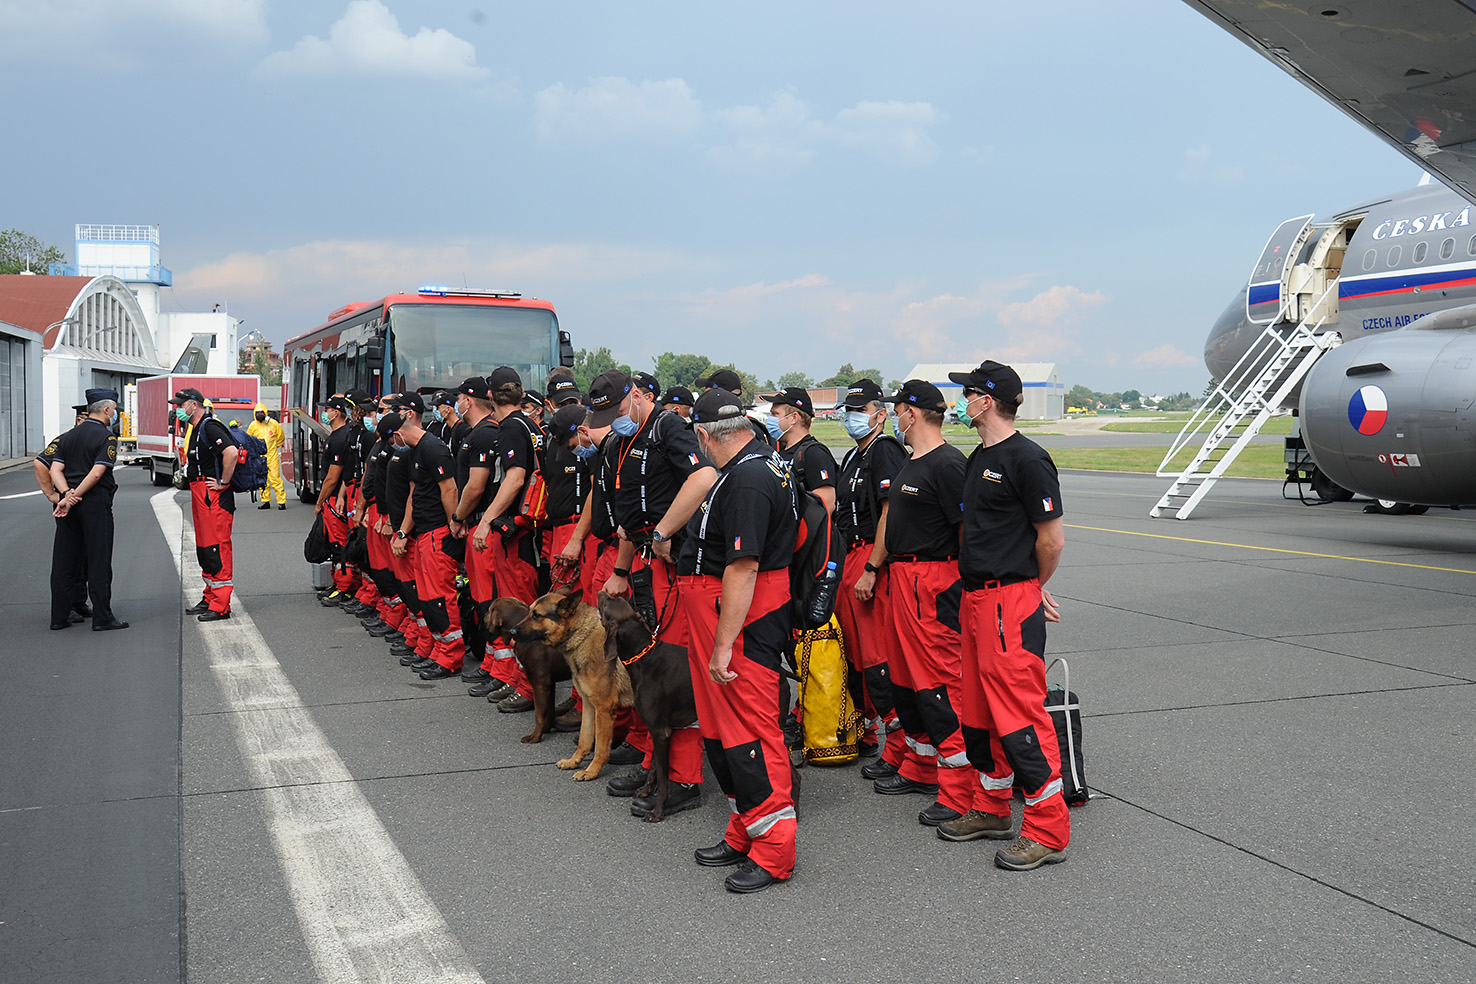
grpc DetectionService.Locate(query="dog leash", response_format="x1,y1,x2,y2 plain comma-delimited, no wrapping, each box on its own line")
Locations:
620,635,658,667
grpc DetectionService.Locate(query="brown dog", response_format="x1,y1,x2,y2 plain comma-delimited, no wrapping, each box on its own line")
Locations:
596,593,699,822
485,597,570,744
513,586,632,780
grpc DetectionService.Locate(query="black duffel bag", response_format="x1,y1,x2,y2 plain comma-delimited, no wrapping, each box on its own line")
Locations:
304,512,331,564
343,525,370,570
1045,658,1089,807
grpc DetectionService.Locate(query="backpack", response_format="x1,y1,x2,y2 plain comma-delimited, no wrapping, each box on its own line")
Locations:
1044,658,1089,806
787,447,845,631
226,424,269,494
304,512,331,564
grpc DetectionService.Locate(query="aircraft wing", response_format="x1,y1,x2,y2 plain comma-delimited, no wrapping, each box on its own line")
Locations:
1184,1,1476,207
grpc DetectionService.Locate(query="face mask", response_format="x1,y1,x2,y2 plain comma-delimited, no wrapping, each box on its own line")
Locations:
175,407,190,423
573,441,597,460
432,409,444,423
892,411,910,444
955,395,980,428
843,409,877,441
611,412,639,438
363,413,377,430
255,412,266,423
320,411,332,426
763,415,785,442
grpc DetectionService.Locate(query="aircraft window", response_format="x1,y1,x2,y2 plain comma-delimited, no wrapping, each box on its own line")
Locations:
1442,238,1456,260
1470,234,1476,256
1414,242,1428,263
1387,245,1402,266
1362,249,1376,271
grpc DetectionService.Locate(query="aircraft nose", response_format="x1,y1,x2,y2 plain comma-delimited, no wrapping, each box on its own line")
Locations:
1204,287,1251,382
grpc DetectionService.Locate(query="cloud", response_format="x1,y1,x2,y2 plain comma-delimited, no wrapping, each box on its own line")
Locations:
1177,144,1245,185
831,101,945,164
258,0,488,81
1133,344,1201,368
0,0,269,52
996,284,1107,326
534,77,703,143
708,92,946,169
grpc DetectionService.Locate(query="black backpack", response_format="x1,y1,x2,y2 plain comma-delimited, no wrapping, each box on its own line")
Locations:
226,425,270,494
1044,658,1088,806
304,512,331,564
786,445,845,630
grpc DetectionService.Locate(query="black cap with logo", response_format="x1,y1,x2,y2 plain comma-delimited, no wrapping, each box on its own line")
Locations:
695,368,742,394
169,387,206,406
548,377,582,404
947,361,1024,406
843,378,883,410
883,379,947,413
764,386,814,418
660,384,695,408
691,387,745,423
488,366,522,391
587,370,633,428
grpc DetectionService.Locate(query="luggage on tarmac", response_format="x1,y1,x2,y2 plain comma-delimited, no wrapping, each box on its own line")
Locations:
792,616,863,765
310,560,333,590
304,513,331,564
1044,657,1089,806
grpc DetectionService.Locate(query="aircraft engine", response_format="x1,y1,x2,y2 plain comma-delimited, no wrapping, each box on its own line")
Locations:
1300,308,1476,506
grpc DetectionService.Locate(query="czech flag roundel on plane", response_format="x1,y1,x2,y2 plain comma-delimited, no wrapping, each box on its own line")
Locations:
1348,384,1388,436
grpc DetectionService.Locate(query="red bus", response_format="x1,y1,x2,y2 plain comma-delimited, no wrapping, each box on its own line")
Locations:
282,286,572,500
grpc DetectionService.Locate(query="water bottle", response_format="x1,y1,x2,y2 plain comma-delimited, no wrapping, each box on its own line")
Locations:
807,560,840,627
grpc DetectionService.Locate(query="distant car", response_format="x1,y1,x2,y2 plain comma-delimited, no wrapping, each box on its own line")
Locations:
817,408,842,421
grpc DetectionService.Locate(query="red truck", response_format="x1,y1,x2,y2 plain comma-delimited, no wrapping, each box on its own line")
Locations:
134,373,261,487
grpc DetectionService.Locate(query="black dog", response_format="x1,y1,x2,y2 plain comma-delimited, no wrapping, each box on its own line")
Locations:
596,593,698,822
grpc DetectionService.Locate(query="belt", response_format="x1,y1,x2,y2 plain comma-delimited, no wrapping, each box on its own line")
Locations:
846,536,875,549
968,576,1031,590
545,516,577,528
889,553,957,564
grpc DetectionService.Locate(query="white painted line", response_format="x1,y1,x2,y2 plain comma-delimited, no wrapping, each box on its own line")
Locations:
0,489,42,500
151,490,484,984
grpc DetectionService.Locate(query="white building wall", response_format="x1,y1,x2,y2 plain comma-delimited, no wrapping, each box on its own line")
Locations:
155,311,240,373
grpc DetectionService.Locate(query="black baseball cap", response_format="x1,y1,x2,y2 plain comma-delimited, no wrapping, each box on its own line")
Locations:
169,387,205,406
947,360,1024,406
883,379,947,413
548,377,582,404
764,386,814,417
456,376,488,399
346,389,371,407
488,366,522,390
325,395,354,414
386,391,426,413
522,390,544,407
695,368,742,393
660,384,694,408
634,372,661,397
551,404,585,439
843,378,883,409
588,370,633,428
376,412,401,439
691,387,744,423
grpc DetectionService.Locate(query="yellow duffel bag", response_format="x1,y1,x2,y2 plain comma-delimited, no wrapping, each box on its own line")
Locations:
793,616,863,766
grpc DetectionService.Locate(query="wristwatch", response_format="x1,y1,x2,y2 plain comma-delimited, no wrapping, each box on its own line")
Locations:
864,561,881,574
612,566,631,578
651,529,670,544
395,530,408,540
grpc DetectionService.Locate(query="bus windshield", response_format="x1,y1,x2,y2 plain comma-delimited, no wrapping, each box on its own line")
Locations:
387,303,557,394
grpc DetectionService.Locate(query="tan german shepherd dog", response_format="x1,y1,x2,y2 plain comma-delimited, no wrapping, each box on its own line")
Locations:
512,586,633,781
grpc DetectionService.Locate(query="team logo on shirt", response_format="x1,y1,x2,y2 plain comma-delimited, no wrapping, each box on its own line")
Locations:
1042,496,1053,511
879,478,891,490
688,453,700,466
982,468,1003,483
733,535,742,550
900,483,920,495
818,469,828,480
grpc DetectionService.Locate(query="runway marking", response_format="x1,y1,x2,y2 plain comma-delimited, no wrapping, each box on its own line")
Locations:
1065,524,1476,575
151,491,483,984
0,489,41,500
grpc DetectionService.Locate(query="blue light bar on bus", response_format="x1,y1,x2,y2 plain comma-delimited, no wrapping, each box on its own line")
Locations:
416,285,522,299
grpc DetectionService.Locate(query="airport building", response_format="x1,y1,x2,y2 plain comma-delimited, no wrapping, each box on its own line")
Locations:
906,362,1065,420
0,224,240,452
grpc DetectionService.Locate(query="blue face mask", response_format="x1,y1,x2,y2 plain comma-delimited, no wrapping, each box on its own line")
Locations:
892,411,909,444
432,409,444,423
573,441,598,459
363,413,377,430
763,415,784,442
955,395,977,428
611,412,639,437
843,409,877,440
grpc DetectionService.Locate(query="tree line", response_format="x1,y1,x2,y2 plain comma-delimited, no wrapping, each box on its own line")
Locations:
570,349,894,404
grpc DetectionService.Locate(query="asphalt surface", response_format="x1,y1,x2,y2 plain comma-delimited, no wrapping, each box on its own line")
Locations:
2,460,1474,983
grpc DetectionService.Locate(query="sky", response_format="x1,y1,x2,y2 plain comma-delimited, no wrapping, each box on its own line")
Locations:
0,0,1421,395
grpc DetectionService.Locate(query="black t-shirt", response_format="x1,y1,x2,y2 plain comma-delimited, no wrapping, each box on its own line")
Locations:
885,444,966,560
456,415,501,507
495,410,543,484
362,437,392,506
678,440,797,578
349,423,374,480
383,444,412,529
836,434,907,544
322,425,354,483
186,416,235,483
409,434,456,534
590,434,618,541
52,419,118,496
606,409,709,532
960,432,1064,587
545,437,585,521
446,419,470,461
778,433,837,497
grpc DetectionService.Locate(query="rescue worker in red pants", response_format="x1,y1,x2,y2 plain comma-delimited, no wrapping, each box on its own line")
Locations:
878,381,979,825
343,390,386,620
172,387,238,621
447,376,502,694
834,378,909,775
948,360,1069,870
681,388,798,894
392,404,466,679
355,407,408,642
469,367,545,712
382,397,435,666
316,395,359,606
593,369,718,812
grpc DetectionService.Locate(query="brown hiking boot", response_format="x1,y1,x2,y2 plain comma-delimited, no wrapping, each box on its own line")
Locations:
993,836,1066,870
554,695,576,715
937,810,1014,842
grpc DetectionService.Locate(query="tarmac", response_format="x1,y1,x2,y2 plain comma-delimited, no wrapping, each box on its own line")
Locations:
2,458,1473,983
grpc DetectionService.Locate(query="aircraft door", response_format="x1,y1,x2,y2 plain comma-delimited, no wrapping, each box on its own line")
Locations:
1246,214,1314,325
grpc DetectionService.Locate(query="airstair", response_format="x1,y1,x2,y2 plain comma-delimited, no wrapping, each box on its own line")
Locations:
1151,282,1342,520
